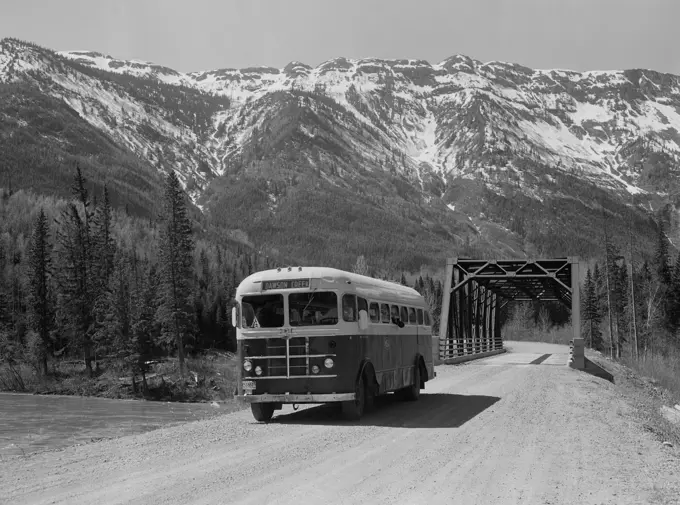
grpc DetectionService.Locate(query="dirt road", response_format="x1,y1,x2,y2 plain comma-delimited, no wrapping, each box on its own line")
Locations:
2,341,679,505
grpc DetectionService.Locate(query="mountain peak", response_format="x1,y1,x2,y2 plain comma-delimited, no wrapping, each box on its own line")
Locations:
1,38,679,266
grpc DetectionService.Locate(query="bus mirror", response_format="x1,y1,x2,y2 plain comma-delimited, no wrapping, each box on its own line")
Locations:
231,306,238,328
358,310,369,331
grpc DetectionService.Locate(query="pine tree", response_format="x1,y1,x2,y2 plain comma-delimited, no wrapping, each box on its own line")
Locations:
0,240,9,335
619,263,630,347
93,186,116,290
670,252,680,330
27,208,54,375
92,252,132,364
654,218,671,285
583,268,603,350
131,262,160,389
156,170,195,377
55,167,98,377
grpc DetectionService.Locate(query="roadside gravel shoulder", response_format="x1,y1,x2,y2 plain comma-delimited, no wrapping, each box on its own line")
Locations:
2,344,680,505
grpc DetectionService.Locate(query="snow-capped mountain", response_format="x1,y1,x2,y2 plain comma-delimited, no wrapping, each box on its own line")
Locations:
1,37,678,268
55,46,680,196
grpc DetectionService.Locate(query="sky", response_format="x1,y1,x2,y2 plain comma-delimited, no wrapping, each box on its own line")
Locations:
1,0,679,75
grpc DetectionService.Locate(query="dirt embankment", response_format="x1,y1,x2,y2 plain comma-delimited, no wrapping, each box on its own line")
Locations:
2,342,679,505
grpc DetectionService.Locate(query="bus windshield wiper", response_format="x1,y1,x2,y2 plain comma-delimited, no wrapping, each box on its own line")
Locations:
302,294,314,314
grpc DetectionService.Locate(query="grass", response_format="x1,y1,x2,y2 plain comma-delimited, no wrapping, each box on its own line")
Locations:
619,346,680,408
587,346,680,449
0,352,239,404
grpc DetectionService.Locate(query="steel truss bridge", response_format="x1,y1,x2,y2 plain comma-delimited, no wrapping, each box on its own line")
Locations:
438,257,580,361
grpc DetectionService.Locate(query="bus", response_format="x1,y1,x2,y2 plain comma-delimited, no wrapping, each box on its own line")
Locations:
232,266,436,422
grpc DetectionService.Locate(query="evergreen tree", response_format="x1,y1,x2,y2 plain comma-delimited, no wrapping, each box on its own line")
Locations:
670,253,680,330
582,268,603,350
93,252,132,362
93,186,116,289
0,239,11,336
27,208,54,375
156,170,195,377
55,167,98,377
654,219,671,285
131,262,160,388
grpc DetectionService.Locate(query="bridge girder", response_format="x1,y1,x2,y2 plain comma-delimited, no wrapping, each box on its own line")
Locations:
438,257,580,360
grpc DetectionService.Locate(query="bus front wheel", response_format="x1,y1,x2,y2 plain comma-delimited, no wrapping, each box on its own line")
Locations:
341,374,366,421
251,403,275,422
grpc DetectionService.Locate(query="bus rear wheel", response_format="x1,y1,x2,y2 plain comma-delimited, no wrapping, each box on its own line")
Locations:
341,374,366,421
251,403,275,422
402,364,421,402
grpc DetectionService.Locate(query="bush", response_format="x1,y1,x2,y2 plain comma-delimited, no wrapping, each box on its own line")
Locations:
621,346,680,400
24,330,47,375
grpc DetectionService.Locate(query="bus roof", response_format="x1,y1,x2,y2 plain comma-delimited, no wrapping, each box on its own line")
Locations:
236,266,425,305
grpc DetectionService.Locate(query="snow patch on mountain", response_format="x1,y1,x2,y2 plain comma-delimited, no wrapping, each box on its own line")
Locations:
4,37,680,208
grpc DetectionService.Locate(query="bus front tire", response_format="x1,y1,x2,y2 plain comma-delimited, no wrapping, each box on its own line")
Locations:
251,403,275,422
341,374,366,421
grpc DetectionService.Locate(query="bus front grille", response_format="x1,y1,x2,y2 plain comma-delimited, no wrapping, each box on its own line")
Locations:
266,338,308,377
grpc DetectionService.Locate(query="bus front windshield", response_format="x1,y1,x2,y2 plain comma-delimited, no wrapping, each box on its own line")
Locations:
242,294,284,328
289,291,338,326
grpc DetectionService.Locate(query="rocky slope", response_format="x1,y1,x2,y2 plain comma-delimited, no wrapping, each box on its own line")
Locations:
1,37,678,270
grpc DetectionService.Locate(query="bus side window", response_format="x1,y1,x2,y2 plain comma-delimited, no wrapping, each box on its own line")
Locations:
424,311,431,326
400,306,408,324
417,309,424,325
369,302,380,323
342,294,357,322
408,307,417,324
381,304,391,323
390,305,400,321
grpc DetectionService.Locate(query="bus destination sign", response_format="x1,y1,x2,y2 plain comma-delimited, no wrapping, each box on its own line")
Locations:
262,278,310,291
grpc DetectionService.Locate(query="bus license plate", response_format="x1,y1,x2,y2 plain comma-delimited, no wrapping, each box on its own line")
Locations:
242,380,256,392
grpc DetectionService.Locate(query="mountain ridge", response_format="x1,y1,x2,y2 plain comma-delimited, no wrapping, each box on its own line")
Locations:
58,47,675,82
1,37,678,271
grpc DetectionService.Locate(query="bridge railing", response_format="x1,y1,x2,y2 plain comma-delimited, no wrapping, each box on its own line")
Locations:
433,334,505,365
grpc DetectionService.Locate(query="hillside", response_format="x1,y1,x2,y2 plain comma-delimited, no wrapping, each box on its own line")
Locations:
2,38,679,270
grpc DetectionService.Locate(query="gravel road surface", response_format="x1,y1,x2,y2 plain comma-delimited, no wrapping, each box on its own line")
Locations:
2,341,679,505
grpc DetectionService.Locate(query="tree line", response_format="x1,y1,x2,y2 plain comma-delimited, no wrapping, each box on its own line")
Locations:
0,166,273,388
581,217,680,358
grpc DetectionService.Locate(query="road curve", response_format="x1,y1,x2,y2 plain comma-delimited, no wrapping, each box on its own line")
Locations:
2,342,679,505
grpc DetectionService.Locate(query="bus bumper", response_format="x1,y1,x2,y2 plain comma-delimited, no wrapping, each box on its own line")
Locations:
235,393,355,403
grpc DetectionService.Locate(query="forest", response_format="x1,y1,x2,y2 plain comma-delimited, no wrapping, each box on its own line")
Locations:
579,220,680,362
0,166,265,400
0,167,443,401
502,218,680,399
1,160,678,403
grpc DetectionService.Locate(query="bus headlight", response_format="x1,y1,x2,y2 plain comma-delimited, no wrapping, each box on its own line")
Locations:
324,358,334,369
243,360,252,372
255,366,262,376
312,365,320,374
